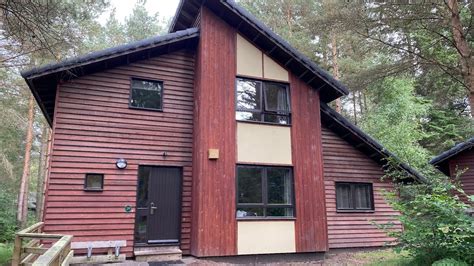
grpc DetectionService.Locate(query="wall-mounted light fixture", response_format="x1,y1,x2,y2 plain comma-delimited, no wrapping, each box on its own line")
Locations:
116,158,127,169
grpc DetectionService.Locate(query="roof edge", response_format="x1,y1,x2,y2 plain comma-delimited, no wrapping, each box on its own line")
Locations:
21,28,200,80
430,137,474,166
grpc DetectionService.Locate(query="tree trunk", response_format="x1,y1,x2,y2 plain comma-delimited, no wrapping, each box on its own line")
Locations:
36,126,49,221
447,0,473,116
331,32,342,113
17,94,35,228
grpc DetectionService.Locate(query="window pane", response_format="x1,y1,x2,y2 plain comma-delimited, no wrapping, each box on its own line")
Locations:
137,167,150,207
86,174,103,189
130,79,163,110
236,207,264,218
336,183,351,209
237,167,263,204
267,168,292,204
236,79,262,111
266,208,293,217
354,184,372,209
264,83,289,112
134,213,147,243
263,114,289,125
236,111,262,122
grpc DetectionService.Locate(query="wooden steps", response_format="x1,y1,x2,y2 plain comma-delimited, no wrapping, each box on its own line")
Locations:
134,246,182,262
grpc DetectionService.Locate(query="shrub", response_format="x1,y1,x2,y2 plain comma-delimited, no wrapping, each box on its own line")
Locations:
380,172,474,265
0,179,17,242
432,258,469,266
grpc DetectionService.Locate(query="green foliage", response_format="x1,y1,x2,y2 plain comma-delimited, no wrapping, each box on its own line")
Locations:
0,243,13,265
432,258,469,266
383,181,473,265
361,76,431,170
0,179,17,242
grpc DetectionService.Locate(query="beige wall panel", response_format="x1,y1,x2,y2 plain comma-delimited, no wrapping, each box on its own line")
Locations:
237,34,263,78
263,54,289,82
237,122,292,164
237,221,296,255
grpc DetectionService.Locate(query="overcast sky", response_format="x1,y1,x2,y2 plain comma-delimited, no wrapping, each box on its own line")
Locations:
98,0,180,24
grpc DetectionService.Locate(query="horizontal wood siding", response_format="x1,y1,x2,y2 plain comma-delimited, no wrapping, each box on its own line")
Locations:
321,126,399,248
190,7,237,257
43,51,195,257
290,75,328,252
449,149,474,203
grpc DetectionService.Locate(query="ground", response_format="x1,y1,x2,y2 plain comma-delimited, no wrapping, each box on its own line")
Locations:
0,246,414,265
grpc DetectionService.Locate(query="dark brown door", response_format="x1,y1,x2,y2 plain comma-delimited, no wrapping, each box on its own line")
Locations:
135,166,182,245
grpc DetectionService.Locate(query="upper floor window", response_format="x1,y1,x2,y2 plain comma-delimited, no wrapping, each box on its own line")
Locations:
129,78,163,111
236,165,294,218
236,78,290,125
335,182,374,212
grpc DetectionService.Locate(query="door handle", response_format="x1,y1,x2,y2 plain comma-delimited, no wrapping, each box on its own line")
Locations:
150,202,158,215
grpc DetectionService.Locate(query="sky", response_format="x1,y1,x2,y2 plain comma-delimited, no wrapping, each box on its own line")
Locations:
98,0,180,25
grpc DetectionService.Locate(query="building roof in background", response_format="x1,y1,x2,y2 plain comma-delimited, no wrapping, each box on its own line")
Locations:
430,137,474,175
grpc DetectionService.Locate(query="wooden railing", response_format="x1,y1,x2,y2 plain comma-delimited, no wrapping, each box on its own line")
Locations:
11,222,73,266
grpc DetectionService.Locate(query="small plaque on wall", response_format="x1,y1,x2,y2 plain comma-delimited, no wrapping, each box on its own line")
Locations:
208,149,219,160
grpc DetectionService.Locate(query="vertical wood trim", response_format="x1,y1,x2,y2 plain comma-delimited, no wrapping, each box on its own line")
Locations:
290,74,328,252
42,84,61,223
191,7,237,257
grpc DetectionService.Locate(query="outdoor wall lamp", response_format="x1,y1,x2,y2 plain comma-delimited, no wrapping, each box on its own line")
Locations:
115,158,127,169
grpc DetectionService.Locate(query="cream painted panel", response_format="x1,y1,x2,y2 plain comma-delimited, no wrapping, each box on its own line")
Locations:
263,54,289,82
237,221,296,255
237,34,263,78
237,122,292,164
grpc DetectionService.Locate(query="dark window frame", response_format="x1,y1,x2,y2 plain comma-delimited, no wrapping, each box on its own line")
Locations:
236,165,295,219
128,77,164,112
84,173,104,192
335,182,374,212
235,77,291,125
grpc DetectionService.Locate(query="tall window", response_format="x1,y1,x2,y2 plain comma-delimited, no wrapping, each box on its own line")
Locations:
129,78,163,111
236,165,294,218
236,78,290,125
335,182,374,211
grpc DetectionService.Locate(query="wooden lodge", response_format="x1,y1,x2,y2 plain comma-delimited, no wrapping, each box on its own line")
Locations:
431,138,474,204
21,0,425,261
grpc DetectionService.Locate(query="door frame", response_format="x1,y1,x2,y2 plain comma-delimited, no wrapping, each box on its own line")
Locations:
133,165,183,247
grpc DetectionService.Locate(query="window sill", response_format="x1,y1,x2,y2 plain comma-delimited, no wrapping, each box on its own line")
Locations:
236,119,291,127
336,209,375,213
129,106,164,112
84,188,103,192
236,217,296,221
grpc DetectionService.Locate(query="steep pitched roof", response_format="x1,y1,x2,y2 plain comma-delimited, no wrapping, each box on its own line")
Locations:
320,102,427,183
430,137,474,175
170,0,349,103
21,28,200,125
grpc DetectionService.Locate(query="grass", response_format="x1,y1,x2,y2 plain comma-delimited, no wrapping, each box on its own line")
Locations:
353,248,415,266
0,243,12,266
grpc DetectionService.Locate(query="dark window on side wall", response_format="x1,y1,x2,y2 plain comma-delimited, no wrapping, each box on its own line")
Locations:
129,78,163,110
335,182,374,211
236,78,290,125
84,174,104,191
236,166,294,218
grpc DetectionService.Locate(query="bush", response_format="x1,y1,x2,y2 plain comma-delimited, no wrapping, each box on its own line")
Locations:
432,258,469,266
0,179,17,242
380,174,474,265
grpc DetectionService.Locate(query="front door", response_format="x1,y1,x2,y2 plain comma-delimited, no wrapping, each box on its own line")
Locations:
134,166,182,245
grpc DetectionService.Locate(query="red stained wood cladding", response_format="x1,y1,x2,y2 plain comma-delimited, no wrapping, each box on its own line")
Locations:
321,126,399,248
43,51,196,257
448,149,474,204
190,7,237,257
290,74,328,252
